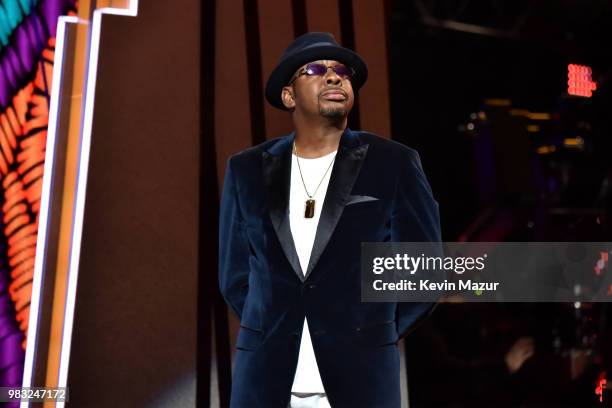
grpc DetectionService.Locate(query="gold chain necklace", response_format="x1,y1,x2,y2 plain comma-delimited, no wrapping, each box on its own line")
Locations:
293,141,336,218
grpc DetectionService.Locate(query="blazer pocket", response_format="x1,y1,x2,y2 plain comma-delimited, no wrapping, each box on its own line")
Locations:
343,199,383,217
236,325,263,351
356,320,398,347
346,195,380,206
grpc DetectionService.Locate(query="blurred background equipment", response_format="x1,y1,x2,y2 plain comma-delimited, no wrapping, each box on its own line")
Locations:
390,1,612,406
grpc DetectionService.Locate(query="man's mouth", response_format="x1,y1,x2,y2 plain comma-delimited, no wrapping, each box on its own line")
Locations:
321,89,347,101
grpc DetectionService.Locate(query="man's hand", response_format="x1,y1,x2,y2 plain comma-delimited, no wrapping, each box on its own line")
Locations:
505,337,535,374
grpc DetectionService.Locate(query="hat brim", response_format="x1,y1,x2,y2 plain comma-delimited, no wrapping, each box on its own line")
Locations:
265,44,368,110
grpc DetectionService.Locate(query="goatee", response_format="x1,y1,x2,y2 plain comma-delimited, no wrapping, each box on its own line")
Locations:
320,106,346,118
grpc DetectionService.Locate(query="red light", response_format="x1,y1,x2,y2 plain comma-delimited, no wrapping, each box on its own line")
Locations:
595,372,607,403
568,64,596,97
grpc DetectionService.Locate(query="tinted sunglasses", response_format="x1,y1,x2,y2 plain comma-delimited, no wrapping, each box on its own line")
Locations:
289,63,355,84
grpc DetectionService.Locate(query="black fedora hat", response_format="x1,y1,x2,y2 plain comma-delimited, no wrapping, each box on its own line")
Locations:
265,32,368,110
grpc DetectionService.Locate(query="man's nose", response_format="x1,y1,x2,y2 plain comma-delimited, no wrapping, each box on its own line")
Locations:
325,70,342,85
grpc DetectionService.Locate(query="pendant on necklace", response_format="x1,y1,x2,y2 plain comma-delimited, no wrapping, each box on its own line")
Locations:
304,199,315,218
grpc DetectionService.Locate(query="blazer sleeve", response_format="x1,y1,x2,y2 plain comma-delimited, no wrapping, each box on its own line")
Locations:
218,157,250,320
391,149,443,339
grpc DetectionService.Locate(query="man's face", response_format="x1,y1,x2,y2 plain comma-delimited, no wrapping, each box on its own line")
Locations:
281,60,355,119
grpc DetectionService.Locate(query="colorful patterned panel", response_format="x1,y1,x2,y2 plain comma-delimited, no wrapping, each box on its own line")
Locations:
0,0,77,394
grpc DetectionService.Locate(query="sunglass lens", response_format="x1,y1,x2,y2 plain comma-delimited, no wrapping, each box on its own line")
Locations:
305,63,328,76
302,63,354,78
333,64,353,78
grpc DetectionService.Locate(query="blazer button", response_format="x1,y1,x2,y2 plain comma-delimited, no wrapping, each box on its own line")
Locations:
307,284,316,289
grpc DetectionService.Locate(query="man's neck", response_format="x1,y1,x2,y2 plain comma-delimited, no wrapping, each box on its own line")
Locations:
292,116,347,159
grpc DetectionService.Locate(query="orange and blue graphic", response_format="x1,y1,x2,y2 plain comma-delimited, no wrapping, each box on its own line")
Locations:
0,0,76,394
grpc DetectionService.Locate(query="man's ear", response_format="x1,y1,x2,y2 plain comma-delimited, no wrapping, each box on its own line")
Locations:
281,86,295,110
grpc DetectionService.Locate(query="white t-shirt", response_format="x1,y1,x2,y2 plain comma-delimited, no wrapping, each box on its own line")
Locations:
289,148,337,393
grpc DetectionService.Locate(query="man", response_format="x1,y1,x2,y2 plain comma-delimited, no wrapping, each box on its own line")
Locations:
219,32,441,407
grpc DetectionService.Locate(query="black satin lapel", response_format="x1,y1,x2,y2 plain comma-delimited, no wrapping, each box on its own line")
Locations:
263,149,304,282
304,143,369,280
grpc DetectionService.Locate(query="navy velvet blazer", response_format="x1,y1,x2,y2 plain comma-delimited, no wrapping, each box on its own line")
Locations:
219,128,441,407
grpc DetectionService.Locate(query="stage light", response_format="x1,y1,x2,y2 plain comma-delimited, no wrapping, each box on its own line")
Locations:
484,98,511,106
595,372,607,403
563,137,584,148
527,125,540,132
568,64,596,97
536,145,556,154
527,112,551,120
